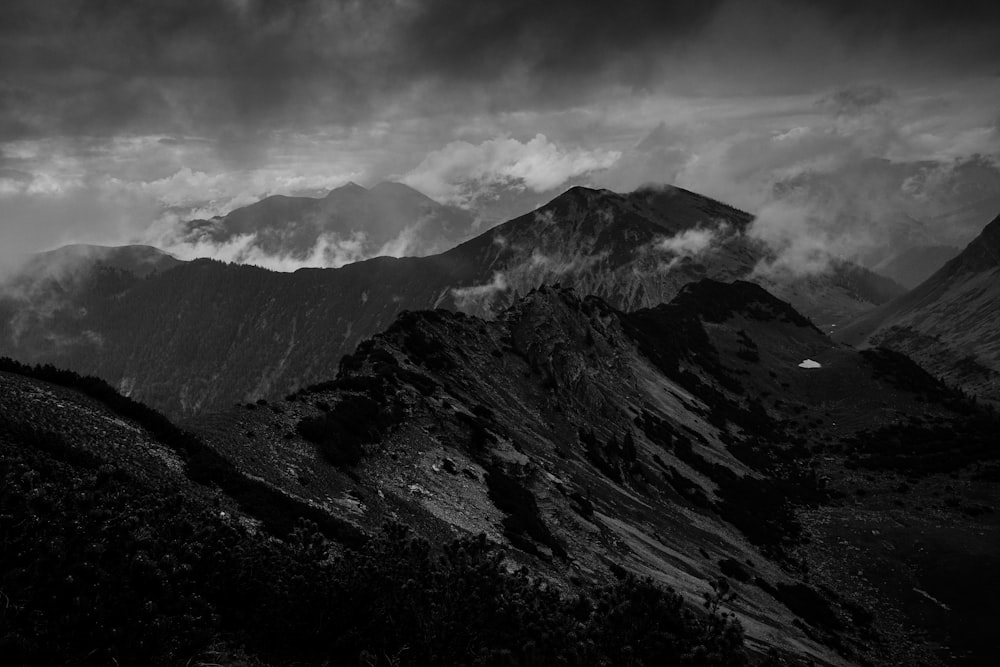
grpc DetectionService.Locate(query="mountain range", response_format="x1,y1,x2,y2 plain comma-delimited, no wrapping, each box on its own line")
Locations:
2,178,999,665
176,181,478,262
3,279,997,665
0,184,906,418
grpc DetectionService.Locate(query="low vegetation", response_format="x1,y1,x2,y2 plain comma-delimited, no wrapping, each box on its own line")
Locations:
1,420,752,666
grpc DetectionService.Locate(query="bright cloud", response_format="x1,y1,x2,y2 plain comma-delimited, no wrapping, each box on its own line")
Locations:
450,272,509,309
402,134,621,206
656,226,725,256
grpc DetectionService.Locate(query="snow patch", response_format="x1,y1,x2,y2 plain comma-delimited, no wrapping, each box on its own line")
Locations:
798,359,822,369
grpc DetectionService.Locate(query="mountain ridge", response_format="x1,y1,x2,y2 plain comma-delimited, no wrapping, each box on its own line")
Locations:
179,179,478,262
836,212,1000,403
189,279,1000,665
2,183,904,418
3,279,998,664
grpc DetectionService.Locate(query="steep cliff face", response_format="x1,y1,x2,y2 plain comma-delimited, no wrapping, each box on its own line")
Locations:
837,214,1000,403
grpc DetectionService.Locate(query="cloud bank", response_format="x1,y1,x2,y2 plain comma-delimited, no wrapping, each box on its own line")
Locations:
402,135,620,206
2,1,1000,269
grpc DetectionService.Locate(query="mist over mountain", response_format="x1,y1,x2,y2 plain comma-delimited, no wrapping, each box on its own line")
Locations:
0,183,905,418
152,181,479,270
873,245,961,289
837,213,1000,404
4,2,1000,666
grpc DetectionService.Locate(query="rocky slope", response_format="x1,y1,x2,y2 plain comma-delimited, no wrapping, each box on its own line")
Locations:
190,280,998,666
0,185,903,418
6,359,758,666
837,213,1000,403
3,279,996,664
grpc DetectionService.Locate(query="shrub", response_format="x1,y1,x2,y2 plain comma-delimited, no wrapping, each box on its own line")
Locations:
296,395,388,468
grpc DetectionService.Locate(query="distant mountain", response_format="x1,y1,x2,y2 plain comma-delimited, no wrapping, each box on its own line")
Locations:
179,181,477,261
5,281,997,664
873,245,960,289
837,213,1000,403
0,184,904,418
20,243,182,281
756,260,907,333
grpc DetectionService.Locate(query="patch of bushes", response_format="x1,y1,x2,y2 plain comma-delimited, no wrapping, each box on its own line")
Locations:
663,465,713,509
716,476,801,552
636,410,675,450
454,410,498,451
0,358,363,546
718,558,751,583
579,427,639,484
755,580,844,633
843,412,1000,474
296,395,393,468
485,465,566,559
1,430,750,666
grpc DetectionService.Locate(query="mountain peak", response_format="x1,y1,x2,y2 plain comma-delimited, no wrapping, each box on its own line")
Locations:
537,185,624,216
326,181,368,197
28,244,183,278
628,184,754,233
370,181,442,205
371,181,418,194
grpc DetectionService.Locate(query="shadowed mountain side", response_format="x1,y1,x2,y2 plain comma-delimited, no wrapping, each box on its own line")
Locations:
873,245,960,289
837,213,1000,403
15,244,183,283
188,280,999,666
3,357,767,666
1,185,904,418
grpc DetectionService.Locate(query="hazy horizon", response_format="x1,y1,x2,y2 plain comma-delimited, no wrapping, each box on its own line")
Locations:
2,0,1000,270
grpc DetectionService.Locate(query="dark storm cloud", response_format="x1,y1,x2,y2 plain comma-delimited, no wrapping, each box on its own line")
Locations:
392,0,1000,92
2,0,1000,146
394,0,722,87
0,0,395,140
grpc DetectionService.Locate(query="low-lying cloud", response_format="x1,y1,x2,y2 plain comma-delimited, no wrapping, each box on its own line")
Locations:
402,134,620,207
154,231,369,272
656,225,723,256
451,272,509,309
747,199,873,277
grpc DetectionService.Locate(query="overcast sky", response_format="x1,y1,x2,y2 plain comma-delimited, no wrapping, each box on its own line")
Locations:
2,0,1000,266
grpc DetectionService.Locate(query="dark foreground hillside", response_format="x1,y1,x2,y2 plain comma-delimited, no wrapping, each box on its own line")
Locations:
0,361,752,666
3,279,998,666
